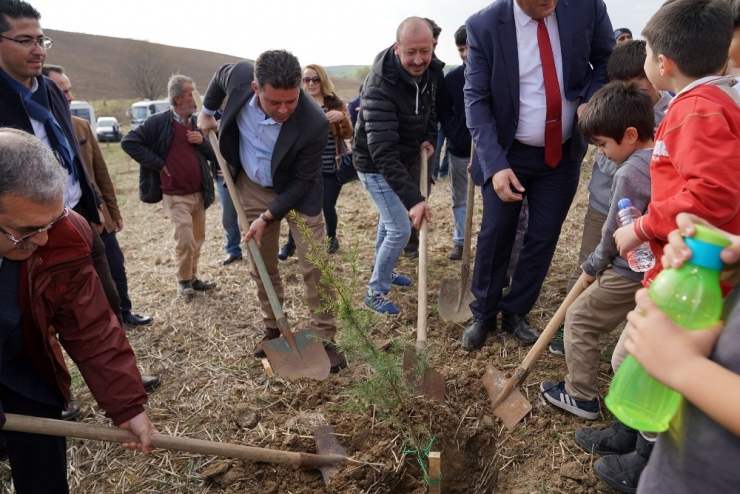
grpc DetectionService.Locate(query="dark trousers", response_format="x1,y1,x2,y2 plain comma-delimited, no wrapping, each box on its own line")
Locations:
322,173,343,239
90,225,122,322
470,140,581,320
0,385,68,494
100,230,132,317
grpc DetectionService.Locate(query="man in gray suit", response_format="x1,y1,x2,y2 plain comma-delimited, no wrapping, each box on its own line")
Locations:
198,50,346,372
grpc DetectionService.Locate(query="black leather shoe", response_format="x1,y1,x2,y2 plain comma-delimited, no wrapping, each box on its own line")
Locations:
142,375,160,392
122,313,153,326
278,242,296,261
62,397,81,421
327,236,339,254
253,327,281,358
325,342,347,373
404,248,419,259
501,313,540,345
221,254,243,265
461,318,496,352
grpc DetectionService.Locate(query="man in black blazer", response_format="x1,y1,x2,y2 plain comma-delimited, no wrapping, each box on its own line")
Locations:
198,50,346,372
461,0,614,350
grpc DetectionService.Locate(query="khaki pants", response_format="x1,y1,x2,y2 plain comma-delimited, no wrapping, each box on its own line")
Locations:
163,193,206,282
235,174,337,338
611,321,632,372
567,204,608,292
564,268,642,401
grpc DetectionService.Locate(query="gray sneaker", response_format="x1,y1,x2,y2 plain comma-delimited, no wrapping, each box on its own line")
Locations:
178,280,195,296
448,244,463,260
191,279,216,291
548,324,565,356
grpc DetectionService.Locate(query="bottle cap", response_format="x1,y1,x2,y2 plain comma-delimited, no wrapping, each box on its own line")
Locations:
618,198,633,210
685,224,732,270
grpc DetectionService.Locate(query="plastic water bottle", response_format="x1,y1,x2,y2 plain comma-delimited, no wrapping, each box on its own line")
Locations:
616,198,656,272
605,224,730,432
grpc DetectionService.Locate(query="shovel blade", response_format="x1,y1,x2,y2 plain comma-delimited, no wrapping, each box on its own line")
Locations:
313,425,347,486
481,366,532,430
437,279,474,323
402,346,445,403
263,330,330,382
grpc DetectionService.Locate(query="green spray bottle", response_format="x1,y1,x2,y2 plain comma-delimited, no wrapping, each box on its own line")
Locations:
605,224,730,432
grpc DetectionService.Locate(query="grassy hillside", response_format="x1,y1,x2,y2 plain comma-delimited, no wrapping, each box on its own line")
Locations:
43,29,363,103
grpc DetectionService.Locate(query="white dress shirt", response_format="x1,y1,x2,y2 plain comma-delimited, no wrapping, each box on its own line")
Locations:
513,2,577,147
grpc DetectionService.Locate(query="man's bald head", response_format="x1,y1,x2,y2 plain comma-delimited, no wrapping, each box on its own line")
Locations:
394,17,434,78
396,17,434,45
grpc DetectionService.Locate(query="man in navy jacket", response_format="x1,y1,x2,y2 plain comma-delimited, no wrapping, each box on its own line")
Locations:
461,0,614,350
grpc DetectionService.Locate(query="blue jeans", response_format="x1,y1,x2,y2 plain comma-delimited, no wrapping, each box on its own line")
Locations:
358,172,412,294
215,175,242,257
434,127,449,177
448,153,469,246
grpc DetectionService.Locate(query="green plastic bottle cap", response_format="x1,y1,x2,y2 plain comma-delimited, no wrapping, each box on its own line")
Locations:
691,224,731,248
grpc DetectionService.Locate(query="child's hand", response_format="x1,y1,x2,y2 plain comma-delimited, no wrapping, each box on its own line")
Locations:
580,265,596,289
613,224,642,258
625,288,723,391
662,213,740,283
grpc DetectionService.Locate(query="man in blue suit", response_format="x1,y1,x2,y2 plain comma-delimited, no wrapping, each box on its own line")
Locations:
461,0,614,350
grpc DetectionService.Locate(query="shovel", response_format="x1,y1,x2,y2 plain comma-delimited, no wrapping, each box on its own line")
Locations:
438,142,477,323
402,149,444,403
194,91,330,382
482,273,587,429
2,413,346,485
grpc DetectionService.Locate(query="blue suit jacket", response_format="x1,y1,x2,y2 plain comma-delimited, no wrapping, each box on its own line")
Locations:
464,0,614,185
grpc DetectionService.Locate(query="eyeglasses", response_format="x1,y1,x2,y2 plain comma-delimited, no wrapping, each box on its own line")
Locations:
0,207,68,246
302,76,321,84
0,35,53,49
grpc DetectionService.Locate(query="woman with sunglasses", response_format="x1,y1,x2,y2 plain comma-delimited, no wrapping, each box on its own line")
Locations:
278,64,353,259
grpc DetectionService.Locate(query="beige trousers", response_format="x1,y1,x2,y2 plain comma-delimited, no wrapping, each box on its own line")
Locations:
564,268,642,401
567,204,608,292
235,174,337,338
162,192,206,282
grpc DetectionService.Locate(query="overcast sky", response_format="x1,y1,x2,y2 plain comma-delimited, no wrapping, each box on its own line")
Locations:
31,0,665,67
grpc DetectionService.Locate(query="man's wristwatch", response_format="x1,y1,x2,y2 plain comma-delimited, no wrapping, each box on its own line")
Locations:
259,213,272,224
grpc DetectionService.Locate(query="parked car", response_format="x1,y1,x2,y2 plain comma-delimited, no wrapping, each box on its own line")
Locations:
71,101,96,134
96,117,121,142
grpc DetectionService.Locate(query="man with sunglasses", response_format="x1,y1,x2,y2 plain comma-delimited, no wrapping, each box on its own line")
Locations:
0,1,122,322
0,128,156,493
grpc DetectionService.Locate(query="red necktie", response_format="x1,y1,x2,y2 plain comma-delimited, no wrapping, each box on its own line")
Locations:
537,18,563,168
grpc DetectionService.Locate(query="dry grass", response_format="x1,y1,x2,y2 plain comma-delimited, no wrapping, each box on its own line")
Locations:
0,145,622,493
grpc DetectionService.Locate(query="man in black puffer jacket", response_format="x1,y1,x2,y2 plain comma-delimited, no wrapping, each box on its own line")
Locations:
353,16,444,315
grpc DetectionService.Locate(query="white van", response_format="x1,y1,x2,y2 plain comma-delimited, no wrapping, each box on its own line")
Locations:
129,100,170,130
70,101,96,134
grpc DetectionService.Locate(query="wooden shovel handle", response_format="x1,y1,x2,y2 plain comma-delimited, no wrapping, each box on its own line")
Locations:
2,414,343,468
490,273,587,409
417,149,429,347
460,141,476,287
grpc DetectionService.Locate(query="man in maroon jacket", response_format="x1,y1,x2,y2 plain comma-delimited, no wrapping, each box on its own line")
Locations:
0,128,154,493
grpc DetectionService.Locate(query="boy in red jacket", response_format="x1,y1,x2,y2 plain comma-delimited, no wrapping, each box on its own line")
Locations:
586,0,740,492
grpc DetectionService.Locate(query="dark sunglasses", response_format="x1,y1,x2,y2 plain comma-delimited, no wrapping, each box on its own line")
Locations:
302,76,321,84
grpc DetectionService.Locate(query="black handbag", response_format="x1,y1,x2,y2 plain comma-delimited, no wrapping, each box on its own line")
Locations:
334,151,358,184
